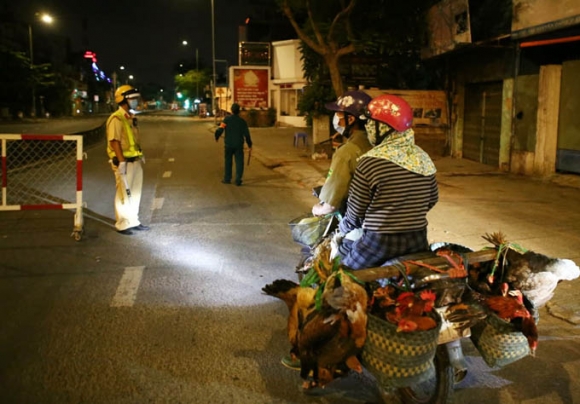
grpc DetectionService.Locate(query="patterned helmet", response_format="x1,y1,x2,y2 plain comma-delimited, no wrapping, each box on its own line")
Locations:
325,90,372,119
365,94,413,132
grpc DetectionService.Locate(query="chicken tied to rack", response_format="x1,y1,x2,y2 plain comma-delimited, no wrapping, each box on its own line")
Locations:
262,269,368,390
479,232,580,309
446,232,580,357
369,284,439,332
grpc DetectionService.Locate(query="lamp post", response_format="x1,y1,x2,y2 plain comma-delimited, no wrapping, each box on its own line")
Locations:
28,23,35,117
181,40,199,100
28,13,53,117
211,0,216,123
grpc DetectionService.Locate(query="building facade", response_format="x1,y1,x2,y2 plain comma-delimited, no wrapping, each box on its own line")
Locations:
424,0,580,176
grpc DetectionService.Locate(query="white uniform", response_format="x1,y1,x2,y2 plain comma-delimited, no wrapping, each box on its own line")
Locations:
106,107,144,231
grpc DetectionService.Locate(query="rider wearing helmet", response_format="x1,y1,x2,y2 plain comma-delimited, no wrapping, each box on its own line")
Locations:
337,94,439,269
312,90,373,216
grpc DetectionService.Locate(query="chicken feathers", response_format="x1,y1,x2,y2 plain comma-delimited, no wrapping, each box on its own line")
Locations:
262,279,316,361
482,232,580,308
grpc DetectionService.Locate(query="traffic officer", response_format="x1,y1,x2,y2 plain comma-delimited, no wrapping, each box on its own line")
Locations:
106,85,150,235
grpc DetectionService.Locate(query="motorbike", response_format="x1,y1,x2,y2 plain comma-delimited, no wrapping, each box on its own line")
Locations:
288,198,490,404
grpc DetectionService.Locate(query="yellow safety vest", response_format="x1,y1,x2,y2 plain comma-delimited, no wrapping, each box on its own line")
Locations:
106,109,143,159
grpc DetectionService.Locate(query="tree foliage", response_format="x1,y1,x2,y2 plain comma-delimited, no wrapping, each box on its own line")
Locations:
278,0,442,97
174,69,210,100
0,46,59,116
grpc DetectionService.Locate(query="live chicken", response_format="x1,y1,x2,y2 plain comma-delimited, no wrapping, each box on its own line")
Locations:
483,232,580,308
298,269,369,389
262,279,316,363
482,283,539,355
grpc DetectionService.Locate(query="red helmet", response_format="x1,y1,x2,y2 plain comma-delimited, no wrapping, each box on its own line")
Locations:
365,94,413,132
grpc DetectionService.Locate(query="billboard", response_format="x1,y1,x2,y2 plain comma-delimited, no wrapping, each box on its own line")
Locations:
231,67,270,109
239,42,271,66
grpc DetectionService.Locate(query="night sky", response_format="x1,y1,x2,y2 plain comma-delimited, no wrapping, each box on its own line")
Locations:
10,0,255,90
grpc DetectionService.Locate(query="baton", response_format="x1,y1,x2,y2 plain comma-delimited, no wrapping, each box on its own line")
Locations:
121,174,132,204
247,148,252,166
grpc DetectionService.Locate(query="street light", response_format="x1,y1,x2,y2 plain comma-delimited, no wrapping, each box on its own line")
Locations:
181,40,200,100
28,12,54,117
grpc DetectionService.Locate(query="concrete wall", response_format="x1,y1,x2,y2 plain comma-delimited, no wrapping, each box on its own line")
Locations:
271,39,307,128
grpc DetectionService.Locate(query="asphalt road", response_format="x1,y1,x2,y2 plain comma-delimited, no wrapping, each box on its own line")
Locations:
0,116,384,404
1,115,580,404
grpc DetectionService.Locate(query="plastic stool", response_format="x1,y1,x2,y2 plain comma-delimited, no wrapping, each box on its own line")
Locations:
294,132,307,147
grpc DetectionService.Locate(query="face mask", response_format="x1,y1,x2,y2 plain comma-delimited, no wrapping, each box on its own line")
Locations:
333,114,345,135
128,99,139,110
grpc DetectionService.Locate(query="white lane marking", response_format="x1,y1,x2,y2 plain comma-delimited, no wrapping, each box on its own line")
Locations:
110,266,145,307
162,171,172,178
168,158,175,162
151,197,164,210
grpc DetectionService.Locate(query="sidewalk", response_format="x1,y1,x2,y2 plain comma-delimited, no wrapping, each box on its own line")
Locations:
247,126,580,325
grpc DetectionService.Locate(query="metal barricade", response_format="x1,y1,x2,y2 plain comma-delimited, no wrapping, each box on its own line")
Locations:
0,134,84,241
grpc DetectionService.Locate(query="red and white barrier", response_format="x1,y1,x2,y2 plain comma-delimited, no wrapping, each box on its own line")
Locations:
0,134,84,240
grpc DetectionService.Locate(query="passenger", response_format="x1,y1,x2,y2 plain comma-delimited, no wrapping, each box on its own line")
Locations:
337,94,439,269
312,90,373,217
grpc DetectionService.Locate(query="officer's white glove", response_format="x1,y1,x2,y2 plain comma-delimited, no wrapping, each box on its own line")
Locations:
118,161,127,175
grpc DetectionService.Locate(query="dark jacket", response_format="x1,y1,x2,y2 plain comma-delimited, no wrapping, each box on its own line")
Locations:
214,114,253,149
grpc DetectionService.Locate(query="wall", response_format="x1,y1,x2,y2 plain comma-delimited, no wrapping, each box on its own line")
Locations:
270,39,307,128
513,74,539,152
512,0,580,36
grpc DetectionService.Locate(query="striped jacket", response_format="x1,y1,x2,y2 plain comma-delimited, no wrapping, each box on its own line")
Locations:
339,157,439,234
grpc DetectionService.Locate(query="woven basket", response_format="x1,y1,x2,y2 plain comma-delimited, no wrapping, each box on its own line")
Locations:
362,312,442,388
470,313,530,368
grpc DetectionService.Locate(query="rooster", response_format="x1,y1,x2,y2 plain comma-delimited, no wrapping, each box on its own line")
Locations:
481,283,539,356
297,269,369,389
262,279,316,363
380,289,439,332
483,232,580,308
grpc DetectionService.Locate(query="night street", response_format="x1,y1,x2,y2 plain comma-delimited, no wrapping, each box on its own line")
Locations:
1,115,580,403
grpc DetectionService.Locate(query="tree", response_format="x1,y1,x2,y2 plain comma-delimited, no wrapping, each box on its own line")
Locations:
279,0,442,94
174,69,210,100
278,0,358,96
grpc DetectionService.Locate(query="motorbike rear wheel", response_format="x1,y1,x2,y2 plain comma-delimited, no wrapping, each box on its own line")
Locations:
397,345,454,404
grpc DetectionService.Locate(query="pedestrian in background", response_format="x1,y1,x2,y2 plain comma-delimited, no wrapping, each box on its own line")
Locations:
214,103,253,186
106,85,150,235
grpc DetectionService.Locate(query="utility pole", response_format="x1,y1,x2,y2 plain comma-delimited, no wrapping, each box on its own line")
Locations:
211,0,217,124
28,24,35,117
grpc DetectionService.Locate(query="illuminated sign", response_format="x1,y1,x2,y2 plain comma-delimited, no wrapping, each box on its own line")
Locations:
232,67,270,109
83,51,97,63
